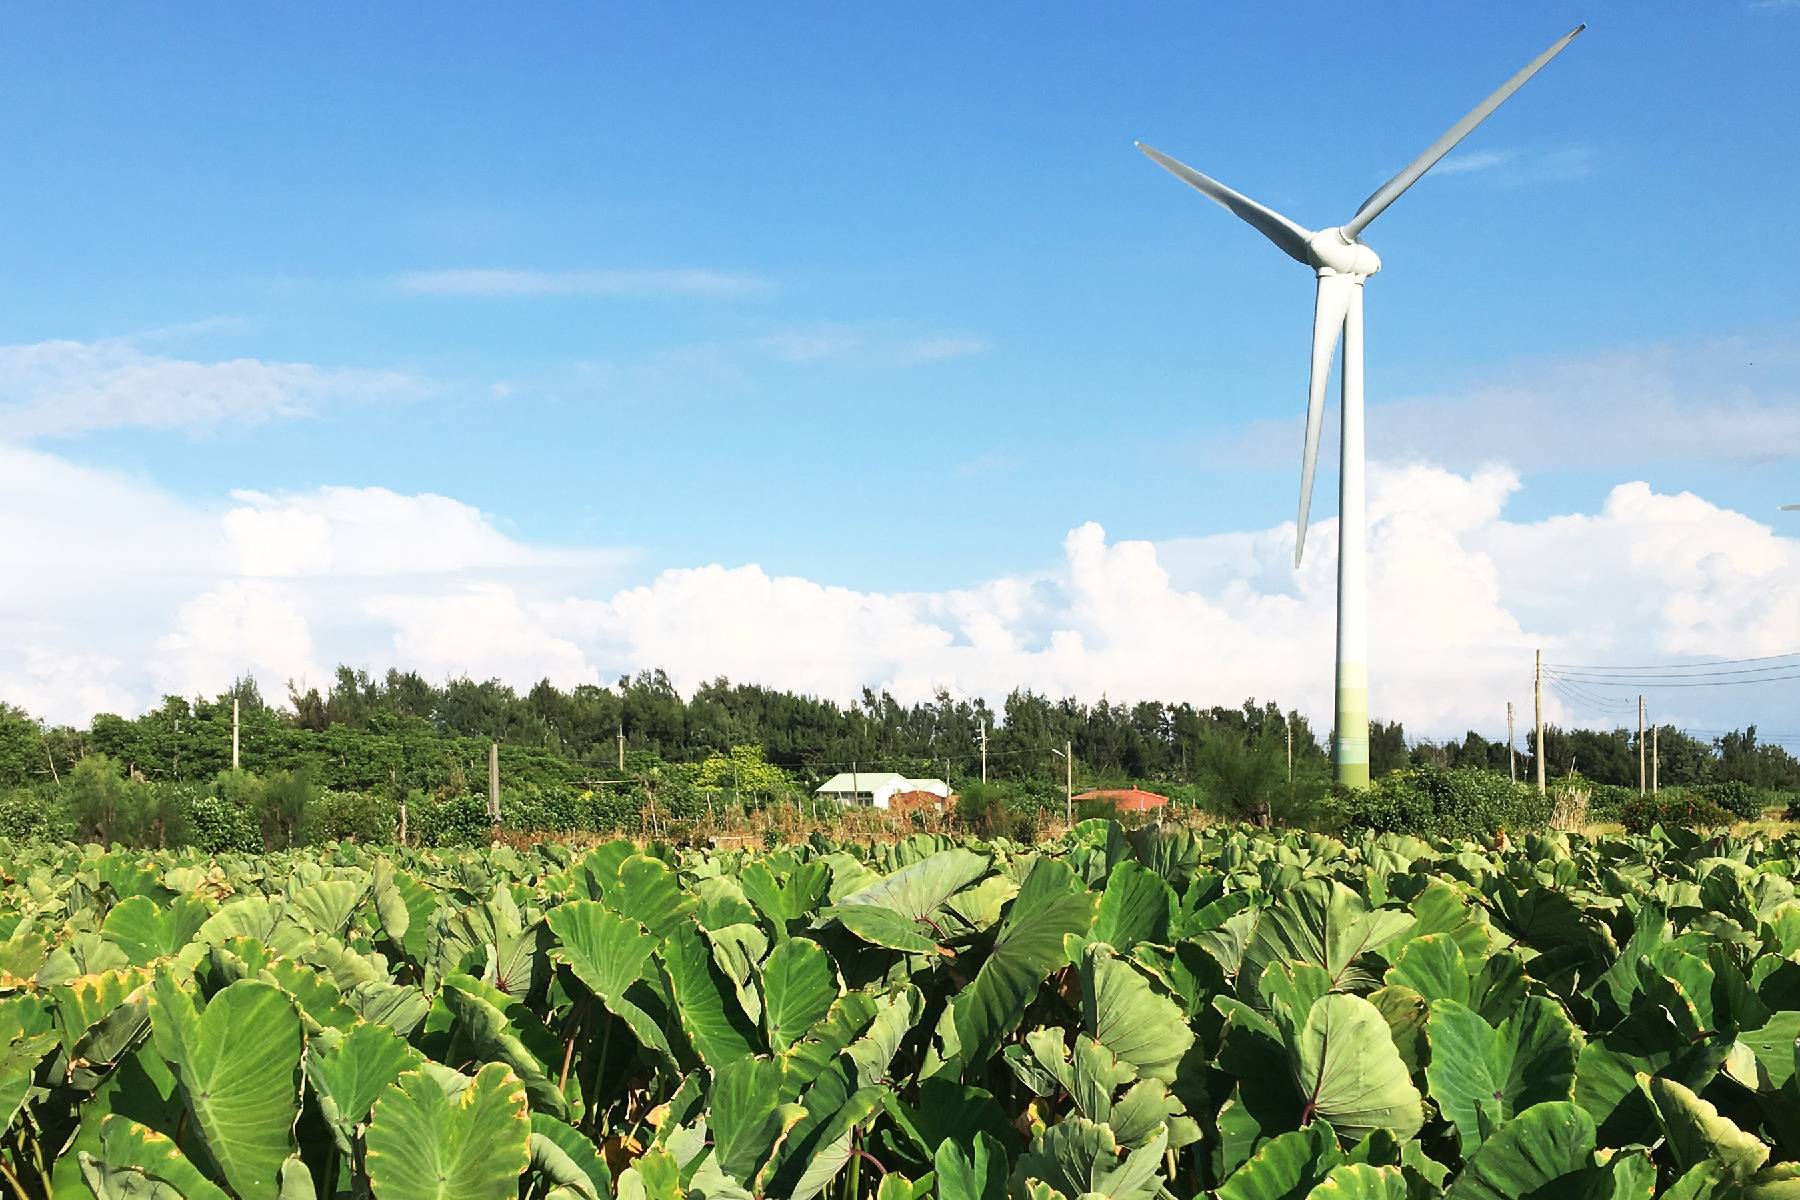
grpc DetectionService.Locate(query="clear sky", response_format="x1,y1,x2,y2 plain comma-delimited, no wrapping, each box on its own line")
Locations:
1,3,1796,743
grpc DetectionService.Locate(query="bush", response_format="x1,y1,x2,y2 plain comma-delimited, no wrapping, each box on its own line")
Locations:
1693,780,1767,822
305,789,398,843
0,786,73,841
1332,765,1550,839
188,793,261,854
1197,733,1326,828
1619,791,1734,834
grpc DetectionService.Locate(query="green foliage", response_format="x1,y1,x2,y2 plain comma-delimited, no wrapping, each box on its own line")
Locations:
1331,765,1550,838
1196,731,1326,828
0,823,1799,1196
1692,779,1769,821
1619,790,1735,834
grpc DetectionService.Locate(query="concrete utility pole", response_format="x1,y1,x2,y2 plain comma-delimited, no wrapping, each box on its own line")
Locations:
852,760,859,808
1506,701,1516,783
1051,737,1065,831
979,722,988,784
1534,649,1545,794
616,721,625,771
1637,695,1646,796
232,698,241,772
1652,725,1659,794
1286,721,1294,784
488,741,501,823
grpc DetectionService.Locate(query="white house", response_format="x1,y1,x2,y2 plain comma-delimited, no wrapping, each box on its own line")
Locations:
815,772,951,809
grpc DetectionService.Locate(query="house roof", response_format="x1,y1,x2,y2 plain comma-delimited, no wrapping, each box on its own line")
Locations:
815,773,949,795
1072,787,1170,812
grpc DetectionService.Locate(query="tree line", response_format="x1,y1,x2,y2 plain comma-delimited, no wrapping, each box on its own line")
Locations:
1,664,1796,796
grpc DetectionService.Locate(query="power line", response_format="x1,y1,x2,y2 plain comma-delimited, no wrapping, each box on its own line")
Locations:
1549,661,1800,682
1544,650,1800,671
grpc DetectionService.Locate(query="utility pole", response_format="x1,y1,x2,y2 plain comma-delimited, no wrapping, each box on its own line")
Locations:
488,741,501,823
1637,694,1646,796
979,721,988,784
232,697,241,772
1286,721,1294,784
1534,649,1545,794
852,760,859,808
1051,737,1065,831
1506,701,1516,783
616,721,625,771
1652,725,1659,795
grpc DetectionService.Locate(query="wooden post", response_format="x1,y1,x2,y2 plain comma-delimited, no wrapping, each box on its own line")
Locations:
1506,701,1516,783
1652,725,1659,794
488,741,500,823
232,697,241,772
1637,695,1646,796
1534,650,1545,794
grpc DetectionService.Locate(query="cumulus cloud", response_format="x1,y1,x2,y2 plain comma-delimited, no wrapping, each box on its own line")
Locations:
1,444,1794,737
0,338,420,438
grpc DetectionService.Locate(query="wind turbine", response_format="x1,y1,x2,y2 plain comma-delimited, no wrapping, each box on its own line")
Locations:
1137,25,1584,788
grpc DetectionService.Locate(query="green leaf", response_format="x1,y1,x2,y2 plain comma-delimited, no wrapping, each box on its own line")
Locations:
149,971,302,1199
1091,862,1175,951
100,896,211,967
832,906,945,954
1442,1101,1597,1200
935,1132,1008,1200
1382,933,1469,1005
366,1062,533,1200
761,937,838,1052
835,848,989,922
441,973,572,1120
1306,1163,1408,1200
78,1115,231,1200
1080,942,1193,1084
709,1055,806,1185
546,899,656,1001
1014,1117,1166,1200
1214,1121,1342,1200
1289,993,1423,1143
1241,879,1413,996
529,1112,612,1199
951,858,1097,1073
308,1020,424,1151
1424,996,1582,1156
1643,1073,1771,1183
661,919,763,1067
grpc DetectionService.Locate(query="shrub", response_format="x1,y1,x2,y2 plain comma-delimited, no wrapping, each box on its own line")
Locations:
305,789,398,843
1693,780,1767,822
1619,791,1734,834
257,769,318,849
0,786,73,841
66,756,137,844
188,792,261,854
1197,733,1326,828
1332,765,1550,839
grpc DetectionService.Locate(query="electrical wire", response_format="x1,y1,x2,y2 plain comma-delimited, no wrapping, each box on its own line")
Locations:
1544,650,1800,671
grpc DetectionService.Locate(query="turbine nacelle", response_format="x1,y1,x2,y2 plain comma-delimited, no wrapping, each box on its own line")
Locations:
1307,228,1381,279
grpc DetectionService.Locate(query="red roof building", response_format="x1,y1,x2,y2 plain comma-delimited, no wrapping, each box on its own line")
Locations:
1071,787,1169,813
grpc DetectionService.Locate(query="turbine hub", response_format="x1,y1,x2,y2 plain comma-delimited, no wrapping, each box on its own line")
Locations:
1306,228,1381,278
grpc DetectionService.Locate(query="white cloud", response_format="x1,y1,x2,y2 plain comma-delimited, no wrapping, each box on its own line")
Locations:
903,335,988,363
0,337,420,438
1216,333,1800,471
1431,145,1594,186
1,444,1794,739
392,268,768,298
1435,149,1511,176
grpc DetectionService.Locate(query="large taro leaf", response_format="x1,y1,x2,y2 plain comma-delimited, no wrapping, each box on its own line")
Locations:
1383,933,1470,1006
1240,879,1413,998
1308,1163,1409,1200
307,1020,424,1152
441,972,573,1119
1213,1120,1341,1200
1289,993,1423,1143
708,1055,806,1186
1441,1101,1596,1200
1090,861,1175,952
46,1041,182,1198
949,858,1097,1074
1013,1116,1166,1200
1730,1010,1800,1092
1573,998,1730,1144
366,1062,533,1200
1424,996,1582,1155
833,847,988,926
1642,1073,1771,1184
1080,942,1193,1085
660,918,762,1067
739,857,830,933
934,1131,1008,1200
544,899,676,1071
0,994,57,1131
100,896,211,967
760,936,839,1052
149,971,303,1199
78,1115,230,1200
529,1112,612,1200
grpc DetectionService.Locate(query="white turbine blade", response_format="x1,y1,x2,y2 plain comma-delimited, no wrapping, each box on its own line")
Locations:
1342,24,1585,239
1296,273,1357,567
1135,142,1313,264
1783,504,1800,510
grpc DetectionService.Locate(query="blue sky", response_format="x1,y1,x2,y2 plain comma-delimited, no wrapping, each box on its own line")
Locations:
1,3,1797,736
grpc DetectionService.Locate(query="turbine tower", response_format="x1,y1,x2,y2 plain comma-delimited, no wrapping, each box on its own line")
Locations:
1137,25,1584,788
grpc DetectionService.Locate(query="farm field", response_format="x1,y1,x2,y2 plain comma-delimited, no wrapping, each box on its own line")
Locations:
2,822,1798,1199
